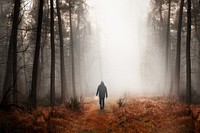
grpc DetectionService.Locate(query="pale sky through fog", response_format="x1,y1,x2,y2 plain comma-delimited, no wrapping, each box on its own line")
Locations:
87,0,151,97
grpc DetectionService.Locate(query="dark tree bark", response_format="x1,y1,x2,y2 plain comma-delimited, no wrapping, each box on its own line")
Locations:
186,0,192,104
193,1,200,88
30,0,44,108
165,0,171,77
69,1,77,98
50,0,55,106
3,0,21,103
56,0,68,102
38,0,49,95
12,0,21,103
174,0,184,96
165,0,171,92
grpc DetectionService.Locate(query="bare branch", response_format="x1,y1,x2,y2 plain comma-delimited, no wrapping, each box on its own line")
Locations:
17,44,30,53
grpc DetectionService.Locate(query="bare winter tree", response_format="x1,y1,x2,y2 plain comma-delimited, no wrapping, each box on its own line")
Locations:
30,0,44,108
186,0,192,104
50,0,55,106
174,0,184,97
56,0,68,102
69,0,77,98
2,0,21,104
165,0,171,92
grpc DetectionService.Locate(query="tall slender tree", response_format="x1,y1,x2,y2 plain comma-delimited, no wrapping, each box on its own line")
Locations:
186,0,192,104
12,0,21,103
69,0,77,98
193,0,200,88
174,0,184,96
30,0,44,108
38,0,50,95
3,0,21,103
56,0,68,102
165,0,171,92
76,4,83,96
50,0,55,106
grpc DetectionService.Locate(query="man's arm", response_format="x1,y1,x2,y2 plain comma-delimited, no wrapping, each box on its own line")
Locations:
105,87,108,98
96,86,99,96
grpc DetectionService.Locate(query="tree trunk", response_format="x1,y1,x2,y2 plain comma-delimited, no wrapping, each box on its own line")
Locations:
169,64,174,95
158,0,166,90
193,1,200,89
166,0,171,92
159,0,163,23
56,0,68,102
165,0,171,79
50,0,55,106
12,0,21,103
38,0,49,96
69,1,77,98
186,0,192,104
3,0,21,103
30,0,44,108
174,0,184,97
76,11,82,96
22,47,29,96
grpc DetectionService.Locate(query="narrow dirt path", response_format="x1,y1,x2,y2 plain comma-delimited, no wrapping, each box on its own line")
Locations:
69,97,197,133
73,98,115,132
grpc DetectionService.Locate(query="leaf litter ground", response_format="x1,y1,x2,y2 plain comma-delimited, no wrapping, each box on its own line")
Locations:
0,96,200,132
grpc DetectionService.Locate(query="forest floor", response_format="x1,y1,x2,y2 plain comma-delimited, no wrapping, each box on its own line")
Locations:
0,96,200,133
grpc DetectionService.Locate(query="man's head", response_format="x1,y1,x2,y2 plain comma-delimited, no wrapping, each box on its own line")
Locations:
101,81,104,85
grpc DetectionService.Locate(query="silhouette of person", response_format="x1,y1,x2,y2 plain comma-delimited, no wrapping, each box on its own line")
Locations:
96,81,108,110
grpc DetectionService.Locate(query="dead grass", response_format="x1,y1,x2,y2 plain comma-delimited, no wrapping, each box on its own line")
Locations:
0,96,199,133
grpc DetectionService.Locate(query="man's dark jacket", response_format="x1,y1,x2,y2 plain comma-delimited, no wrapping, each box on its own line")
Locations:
96,83,108,98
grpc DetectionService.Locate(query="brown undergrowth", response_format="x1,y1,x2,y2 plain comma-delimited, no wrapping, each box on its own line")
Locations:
0,96,199,133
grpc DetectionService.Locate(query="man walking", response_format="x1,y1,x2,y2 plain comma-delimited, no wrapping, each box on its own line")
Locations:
96,81,108,110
